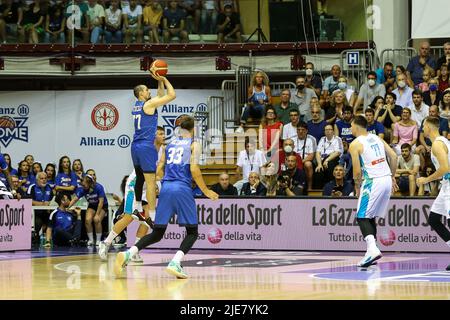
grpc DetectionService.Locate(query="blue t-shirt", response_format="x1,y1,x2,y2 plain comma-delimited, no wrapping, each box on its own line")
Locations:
75,182,108,206
162,137,192,187
56,172,78,188
132,100,158,144
49,209,74,232
74,173,84,189
0,154,8,171
367,121,385,136
47,179,56,190
19,174,35,192
307,120,327,143
335,120,354,143
322,180,354,196
163,7,185,28
407,56,436,85
192,186,203,197
375,68,396,85
28,183,53,202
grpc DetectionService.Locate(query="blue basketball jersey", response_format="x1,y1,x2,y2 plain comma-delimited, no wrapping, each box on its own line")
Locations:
162,137,193,186
132,100,158,143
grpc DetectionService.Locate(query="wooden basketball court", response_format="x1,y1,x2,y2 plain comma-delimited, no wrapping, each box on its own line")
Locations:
1,248,450,300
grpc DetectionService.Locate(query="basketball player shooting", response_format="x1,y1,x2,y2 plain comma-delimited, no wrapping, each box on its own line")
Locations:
349,115,398,268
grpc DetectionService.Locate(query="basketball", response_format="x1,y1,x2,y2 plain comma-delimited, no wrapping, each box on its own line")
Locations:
0,116,16,128
150,59,168,77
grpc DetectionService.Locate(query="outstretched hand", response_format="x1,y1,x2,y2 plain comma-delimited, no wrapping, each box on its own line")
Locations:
205,190,219,200
149,66,165,81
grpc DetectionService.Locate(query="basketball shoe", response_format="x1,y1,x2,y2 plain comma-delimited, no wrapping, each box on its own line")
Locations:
114,251,131,277
166,261,188,279
357,247,382,268
98,241,110,261
131,252,144,263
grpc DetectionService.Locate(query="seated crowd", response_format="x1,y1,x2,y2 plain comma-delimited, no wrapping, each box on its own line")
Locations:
0,0,242,44
228,41,450,198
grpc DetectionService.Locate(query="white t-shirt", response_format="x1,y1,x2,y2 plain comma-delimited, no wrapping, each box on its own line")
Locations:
236,149,267,181
282,122,298,140
409,103,429,128
106,7,122,26
294,134,317,158
317,135,343,159
123,5,142,27
398,154,420,177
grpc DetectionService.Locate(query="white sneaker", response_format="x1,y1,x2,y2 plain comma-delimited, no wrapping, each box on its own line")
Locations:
357,247,382,268
87,240,94,247
234,126,244,134
131,252,144,263
95,240,101,247
98,241,110,261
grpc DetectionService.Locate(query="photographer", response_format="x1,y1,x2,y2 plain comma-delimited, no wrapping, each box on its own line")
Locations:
276,173,303,197
322,165,354,197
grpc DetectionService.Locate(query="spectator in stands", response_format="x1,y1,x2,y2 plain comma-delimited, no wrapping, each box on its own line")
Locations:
417,166,439,196
10,175,25,199
0,0,21,43
307,105,327,143
28,171,54,238
436,42,450,73
44,163,56,191
179,0,200,34
45,193,82,248
353,71,386,114
236,70,271,133
375,92,402,142
32,161,43,176
17,160,35,194
395,65,415,89
282,154,306,195
259,161,277,196
290,75,317,119
439,88,450,122
391,107,418,155
392,73,414,108
409,90,429,127
72,159,85,189
123,0,143,43
162,0,188,43
322,164,353,196
44,3,66,43
336,76,356,107
395,143,420,196
423,78,442,107
142,0,162,44
326,90,349,124
279,138,303,174
416,106,448,170
24,154,34,170
417,66,433,92
407,41,436,85
235,139,266,194
366,103,385,140
334,106,354,144
217,3,240,43
274,89,297,125
304,62,322,97
339,140,353,182
281,109,300,140
274,173,301,197
314,124,343,188
104,0,123,43
69,171,108,246
200,0,218,34
17,0,46,43
303,97,325,123
240,172,266,196
376,61,396,93
259,106,282,162
65,0,90,44
438,64,450,93
54,155,77,196
3,154,17,176
322,65,341,99
220,0,239,13
211,173,238,195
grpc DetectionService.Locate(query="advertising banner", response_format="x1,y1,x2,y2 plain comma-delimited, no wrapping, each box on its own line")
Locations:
0,199,32,251
0,89,219,195
128,198,446,252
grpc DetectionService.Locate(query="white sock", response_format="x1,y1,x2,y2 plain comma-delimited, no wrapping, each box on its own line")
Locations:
136,201,143,212
172,250,185,263
96,233,102,242
104,230,118,245
129,246,139,257
364,235,377,251
149,209,156,220
134,237,140,245
87,232,94,243
446,240,450,248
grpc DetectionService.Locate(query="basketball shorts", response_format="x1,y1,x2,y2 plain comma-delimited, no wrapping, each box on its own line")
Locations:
131,141,158,173
431,179,450,218
87,203,108,212
356,175,392,219
154,181,197,228
123,172,148,215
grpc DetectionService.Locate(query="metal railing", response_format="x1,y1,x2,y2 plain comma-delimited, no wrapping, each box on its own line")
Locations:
340,48,380,93
270,82,297,97
430,46,444,63
380,48,417,69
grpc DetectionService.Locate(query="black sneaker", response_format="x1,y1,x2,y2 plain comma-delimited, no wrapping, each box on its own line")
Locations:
446,264,450,271
132,209,154,229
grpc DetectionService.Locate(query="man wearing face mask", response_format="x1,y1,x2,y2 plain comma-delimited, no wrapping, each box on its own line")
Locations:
304,62,322,97
353,72,386,114
290,76,317,118
392,73,414,108
278,138,303,174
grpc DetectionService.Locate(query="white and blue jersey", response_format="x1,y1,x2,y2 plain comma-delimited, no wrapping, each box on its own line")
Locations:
354,134,392,219
27,183,53,202
75,182,108,209
156,137,197,227
49,209,75,233
430,137,450,217
131,100,159,173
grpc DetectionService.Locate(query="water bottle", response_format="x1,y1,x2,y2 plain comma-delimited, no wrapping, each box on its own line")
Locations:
40,234,45,247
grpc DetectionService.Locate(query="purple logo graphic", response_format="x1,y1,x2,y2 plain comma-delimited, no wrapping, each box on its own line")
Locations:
379,229,396,246
207,228,223,244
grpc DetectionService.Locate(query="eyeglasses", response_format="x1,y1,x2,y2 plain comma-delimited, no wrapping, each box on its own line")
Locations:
311,112,320,114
